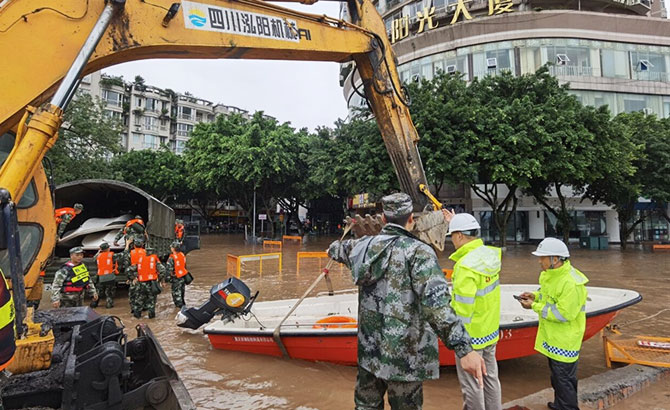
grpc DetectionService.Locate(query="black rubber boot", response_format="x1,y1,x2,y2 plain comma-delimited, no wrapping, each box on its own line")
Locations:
106,300,114,309
148,310,155,319
547,402,558,410
133,310,141,319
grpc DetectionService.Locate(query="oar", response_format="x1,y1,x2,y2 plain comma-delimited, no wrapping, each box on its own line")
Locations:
272,223,353,359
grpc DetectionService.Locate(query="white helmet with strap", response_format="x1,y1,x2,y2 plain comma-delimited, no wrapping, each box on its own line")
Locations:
447,213,480,235
532,237,570,258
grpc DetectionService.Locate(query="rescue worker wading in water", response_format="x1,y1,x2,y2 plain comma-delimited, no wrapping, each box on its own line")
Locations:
91,242,120,309
51,247,98,308
166,241,191,308
129,247,165,319
122,238,146,314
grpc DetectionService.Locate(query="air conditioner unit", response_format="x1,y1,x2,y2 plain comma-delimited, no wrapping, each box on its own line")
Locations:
446,65,457,74
486,58,497,69
637,59,653,71
411,74,421,82
642,107,653,115
556,54,570,65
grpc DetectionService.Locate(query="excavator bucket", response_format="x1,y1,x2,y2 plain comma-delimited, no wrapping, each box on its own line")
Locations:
2,308,196,410
345,210,448,251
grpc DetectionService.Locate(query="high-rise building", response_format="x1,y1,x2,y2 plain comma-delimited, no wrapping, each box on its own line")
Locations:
341,0,670,243
79,72,251,154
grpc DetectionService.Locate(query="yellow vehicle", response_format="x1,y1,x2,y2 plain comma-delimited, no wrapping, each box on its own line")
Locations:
0,0,436,407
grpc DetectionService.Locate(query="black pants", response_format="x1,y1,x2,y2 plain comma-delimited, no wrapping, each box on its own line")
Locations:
548,358,579,410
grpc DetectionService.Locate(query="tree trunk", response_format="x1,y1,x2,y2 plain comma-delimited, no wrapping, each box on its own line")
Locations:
619,220,629,250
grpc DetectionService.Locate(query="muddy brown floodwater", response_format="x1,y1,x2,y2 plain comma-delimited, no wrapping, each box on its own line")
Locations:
47,234,670,409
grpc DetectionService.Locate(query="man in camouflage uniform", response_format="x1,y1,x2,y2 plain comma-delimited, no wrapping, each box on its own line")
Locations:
113,215,148,246
166,241,189,308
128,246,165,318
328,193,486,410
51,247,98,308
56,203,83,238
121,237,144,313
91,242,120,309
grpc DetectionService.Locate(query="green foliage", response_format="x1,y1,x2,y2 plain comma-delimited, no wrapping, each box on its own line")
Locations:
110,147,186,202
305,112,397,199
50,93,123,184
99,75,124,88
584,112,670,246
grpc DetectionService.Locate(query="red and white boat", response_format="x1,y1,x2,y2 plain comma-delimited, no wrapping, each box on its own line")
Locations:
203,285,641,365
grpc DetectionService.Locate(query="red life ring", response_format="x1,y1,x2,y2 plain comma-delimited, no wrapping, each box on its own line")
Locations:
312,315,357,329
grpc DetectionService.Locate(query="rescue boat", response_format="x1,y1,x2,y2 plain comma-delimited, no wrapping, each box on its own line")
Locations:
203,285,641,365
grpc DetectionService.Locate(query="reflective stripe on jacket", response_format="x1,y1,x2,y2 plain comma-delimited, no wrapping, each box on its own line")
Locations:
130,248,146,266
55,207,76,224
0,271,16,371
532,261,589,363
96,250,118,276
137,255,159,282
63,262,90,293
449,238,501,349
169,252,188,278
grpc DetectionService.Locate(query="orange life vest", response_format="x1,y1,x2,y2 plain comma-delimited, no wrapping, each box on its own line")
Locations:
137,254,159,282
124,218,145,233
175,224,184,240
130,248,146,266
169,252,188,278
55,207,77,224
96,250,118,276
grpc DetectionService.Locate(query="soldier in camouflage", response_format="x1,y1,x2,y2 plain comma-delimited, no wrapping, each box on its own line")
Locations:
90,242,121,309
127,246,165,318
166,241,189,308
113,215,148,246
121,237,144,314
56,203,83,238
51,247,98,308
328,193,486,410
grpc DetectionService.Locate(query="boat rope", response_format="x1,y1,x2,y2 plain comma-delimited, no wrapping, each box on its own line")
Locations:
614,308,670,328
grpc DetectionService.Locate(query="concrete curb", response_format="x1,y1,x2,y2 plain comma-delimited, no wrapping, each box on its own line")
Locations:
502,365,670,410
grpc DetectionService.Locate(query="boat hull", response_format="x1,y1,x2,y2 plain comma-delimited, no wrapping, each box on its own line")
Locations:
206,310,620,366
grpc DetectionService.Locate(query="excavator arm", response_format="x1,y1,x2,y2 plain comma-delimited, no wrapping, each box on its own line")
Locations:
0,0,432,303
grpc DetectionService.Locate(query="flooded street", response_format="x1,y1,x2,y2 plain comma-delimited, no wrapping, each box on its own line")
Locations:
54,234,670,409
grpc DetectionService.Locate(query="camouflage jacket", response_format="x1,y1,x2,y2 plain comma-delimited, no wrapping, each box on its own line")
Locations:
114,222,146,243
328,223,473,382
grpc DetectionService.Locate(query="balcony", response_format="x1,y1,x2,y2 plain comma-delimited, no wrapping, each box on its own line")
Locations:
179,114,193,121
549,65,594,78
632,70,670,83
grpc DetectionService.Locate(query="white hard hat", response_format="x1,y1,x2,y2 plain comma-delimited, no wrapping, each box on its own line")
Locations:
532,237,570,258
447,213,480,235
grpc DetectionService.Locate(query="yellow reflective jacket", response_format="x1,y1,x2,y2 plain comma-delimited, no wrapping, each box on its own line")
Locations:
532,261,589,363
449,239,501,349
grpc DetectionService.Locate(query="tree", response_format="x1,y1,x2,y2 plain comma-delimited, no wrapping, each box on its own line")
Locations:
110,146,187,203
307,112,398,199
526,96,629,243
50,93,123,184
184,113,309,236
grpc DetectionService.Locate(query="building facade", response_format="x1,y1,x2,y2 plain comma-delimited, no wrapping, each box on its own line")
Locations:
342,0,670,243
79,71,251,154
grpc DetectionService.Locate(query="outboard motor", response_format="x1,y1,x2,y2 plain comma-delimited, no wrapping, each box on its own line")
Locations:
176,277,257,329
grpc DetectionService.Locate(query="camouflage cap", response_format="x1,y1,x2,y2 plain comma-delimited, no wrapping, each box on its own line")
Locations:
171,241,181,249
382,192,413,218
134,215,143,220
99,242,110,250
74,203,84,210
69,246,84,254
145,247,155,254
133,237,145,245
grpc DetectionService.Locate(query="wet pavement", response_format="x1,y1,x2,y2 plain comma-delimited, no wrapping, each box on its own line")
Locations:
47,234,670,409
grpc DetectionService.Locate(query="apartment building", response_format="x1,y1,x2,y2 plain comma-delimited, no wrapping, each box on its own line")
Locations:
80,71,250,154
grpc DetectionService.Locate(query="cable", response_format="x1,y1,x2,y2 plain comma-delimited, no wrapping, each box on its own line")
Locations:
0,0,89,33
140,0,170,12
615,308,670,328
